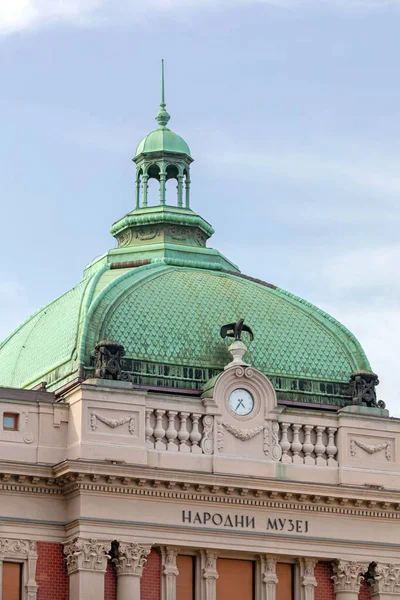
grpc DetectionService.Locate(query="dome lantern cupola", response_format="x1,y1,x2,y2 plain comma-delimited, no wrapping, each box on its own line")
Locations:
133,59,192,210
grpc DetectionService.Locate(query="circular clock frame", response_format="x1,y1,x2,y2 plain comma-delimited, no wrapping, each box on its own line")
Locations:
228,388,254,417
225,381,260,421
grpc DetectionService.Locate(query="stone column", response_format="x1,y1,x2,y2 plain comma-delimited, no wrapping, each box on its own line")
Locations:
299,558,317,600
161,547,179,600
200,550,219,600
260,555,278,600
114,542,152,600
64,538,109,600
367,562,400,599
332,560,368,600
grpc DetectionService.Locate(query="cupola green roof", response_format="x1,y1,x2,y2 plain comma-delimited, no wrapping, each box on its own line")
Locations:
135,128,191,158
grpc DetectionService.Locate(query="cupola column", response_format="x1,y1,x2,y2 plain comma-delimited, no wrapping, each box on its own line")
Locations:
142,174,149,208
160,171,167,205
113,542,152,600
64,537,109,600
135,178,141,209
332,560,369,600
177,174,184,207
185,173,191,208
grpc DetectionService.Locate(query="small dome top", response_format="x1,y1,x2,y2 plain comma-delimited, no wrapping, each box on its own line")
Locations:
135,127,191,158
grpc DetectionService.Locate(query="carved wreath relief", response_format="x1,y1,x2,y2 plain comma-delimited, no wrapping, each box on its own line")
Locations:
91,413,135,435
350,438,391,461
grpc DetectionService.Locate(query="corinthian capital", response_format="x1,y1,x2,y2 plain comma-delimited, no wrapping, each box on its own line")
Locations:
114,542,152,577
332,560,368,594
367,562,400,596
63,538,109,575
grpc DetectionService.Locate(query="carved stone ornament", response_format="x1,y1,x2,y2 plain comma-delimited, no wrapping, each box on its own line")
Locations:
261,555,278,600
161,546,179,600
94,340,125,380
350,370,385,408
264,422,282,461
63,537,109,575
367,562,400,595
201,550,219,600
299,558,317,600
0,538,38,600
350,439,391,460
332,560,368,593
113,542,152,577
221,421,263,441
91,412,135,434
200,415,214,455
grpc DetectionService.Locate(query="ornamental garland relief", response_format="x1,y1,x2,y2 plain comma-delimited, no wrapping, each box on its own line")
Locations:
350,438,391,460
91,413,135,435
218,421,282,461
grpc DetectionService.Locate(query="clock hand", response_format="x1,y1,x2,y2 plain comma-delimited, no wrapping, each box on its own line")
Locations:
236,399,245,411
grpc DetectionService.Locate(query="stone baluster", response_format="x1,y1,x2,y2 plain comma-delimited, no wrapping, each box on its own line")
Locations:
190,413,202,454
161,547,179,600
64,537,109,600
327,427,338,467
299,558,317,600
113,542,152,600
166,411,178,452
303,425,315,465
280,423,292,463
178,412,190,453
331,560,368,600
291,424,303,464
366,562,400,599
260,555,278,600
314,426,327,466
154,410,166,450
201,550,219,600
145,409,154,450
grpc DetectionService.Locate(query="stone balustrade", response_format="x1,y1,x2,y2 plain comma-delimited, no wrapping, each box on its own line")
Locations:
145,408,213,454
278,422,338,467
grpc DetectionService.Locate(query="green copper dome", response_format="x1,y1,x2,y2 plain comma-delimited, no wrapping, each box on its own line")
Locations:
0,261,371,406
135,128,191,158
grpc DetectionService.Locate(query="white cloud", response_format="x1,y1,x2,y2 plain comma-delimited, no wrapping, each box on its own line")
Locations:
1,0,400,35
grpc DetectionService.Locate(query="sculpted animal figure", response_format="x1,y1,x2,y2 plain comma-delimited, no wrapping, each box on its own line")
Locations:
220,318,254,342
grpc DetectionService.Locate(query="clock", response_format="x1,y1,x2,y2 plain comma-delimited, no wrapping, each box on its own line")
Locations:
228,388,254,416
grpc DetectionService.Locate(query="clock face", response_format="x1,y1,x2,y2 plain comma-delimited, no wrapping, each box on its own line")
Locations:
228,388,254,416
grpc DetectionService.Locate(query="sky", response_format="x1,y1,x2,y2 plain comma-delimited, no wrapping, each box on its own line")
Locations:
1,0,400,413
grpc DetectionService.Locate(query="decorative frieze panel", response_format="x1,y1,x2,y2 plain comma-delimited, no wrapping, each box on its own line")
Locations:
349,437,393,462
63,538,109,575
91,412,135,434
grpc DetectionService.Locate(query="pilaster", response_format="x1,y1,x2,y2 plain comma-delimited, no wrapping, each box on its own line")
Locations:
63,537,109,600
200,549,219,600
367,562,400,599
299,558,317,600
331,560,368,600
0,538,38,600
113,541,152,600
260,555,278,600
161,546,179,600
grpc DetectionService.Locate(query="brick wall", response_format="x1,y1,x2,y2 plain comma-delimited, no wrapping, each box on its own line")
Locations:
36,542,69,600
315,561,335,600
141,549,161,600
359,580,371,599
104,561,117,600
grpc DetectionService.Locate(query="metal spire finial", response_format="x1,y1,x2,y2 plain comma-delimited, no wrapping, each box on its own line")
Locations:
155,59,170,128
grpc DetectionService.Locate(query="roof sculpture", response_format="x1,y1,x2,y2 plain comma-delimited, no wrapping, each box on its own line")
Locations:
0,62,374,408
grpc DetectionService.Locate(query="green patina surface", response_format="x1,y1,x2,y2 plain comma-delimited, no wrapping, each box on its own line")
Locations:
0,261,370,399
0,62,372,403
